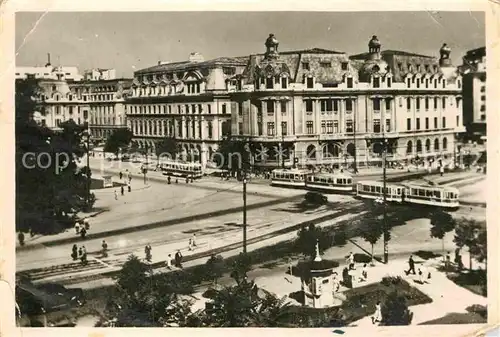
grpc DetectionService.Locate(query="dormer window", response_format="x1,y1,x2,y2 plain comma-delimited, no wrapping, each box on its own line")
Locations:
387,77,392,88
398,63,403,71
306,77,314,89
281,77,288,89
347,77,353,88
416,64,421,72
416,78,420,89
341,62,348,71
266,77,273,89
373,77,380,88
302,62,310,71
425,64,430,72
406,78,411,88
458,80,461,89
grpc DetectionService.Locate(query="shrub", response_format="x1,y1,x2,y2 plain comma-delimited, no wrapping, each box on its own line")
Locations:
304,192,327,205
380,276,404,287
333,228,347,246
466,304,487,319
381,291,413,326
354,253,372,264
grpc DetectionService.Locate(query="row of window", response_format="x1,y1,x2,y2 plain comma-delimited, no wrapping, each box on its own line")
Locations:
131,82,203,97
404,77,459,89
406,116,457,131
130,119,215,140
405,96,460,111
128,103,221,115
406,138,448,154
304,99,354,113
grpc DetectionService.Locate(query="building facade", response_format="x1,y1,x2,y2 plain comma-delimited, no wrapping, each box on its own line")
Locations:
69,78,132,141
228,35,464,170
16,54,83,81
126,53,248,166
460,47,486,144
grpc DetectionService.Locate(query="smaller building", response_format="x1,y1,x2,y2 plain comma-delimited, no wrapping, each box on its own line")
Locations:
16,54,83,81
84,68,117,81
460,47,486,145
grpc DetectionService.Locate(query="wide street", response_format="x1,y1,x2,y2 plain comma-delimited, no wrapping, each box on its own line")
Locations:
16,156,486,289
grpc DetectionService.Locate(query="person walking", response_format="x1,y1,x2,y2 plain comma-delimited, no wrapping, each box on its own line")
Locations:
120,185,124,196
166,254,173,270
418,267,424,284
175,250,183,268
78,246,83,258
71,244,78,261
361,263,368,281
74,221,81,235
127,181,131,192
192,234,197,248
145,244,152,262
114,190,118,200
372,301,382,324
18,232,25,246
80,226,87,239
102,240,108,257
81,249,88,265
188,238,193,251
119,171,123,180
406,255,416,275
347,252,354,268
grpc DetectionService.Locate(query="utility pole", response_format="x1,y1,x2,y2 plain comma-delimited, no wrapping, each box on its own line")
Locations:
281,130,285,169
242,172,247,254
86,129,91,209
353,101,357,173
382,111,389,264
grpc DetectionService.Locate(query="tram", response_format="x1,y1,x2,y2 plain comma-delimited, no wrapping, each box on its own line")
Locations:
305,173,354,193
403,184,460,208
271,169,311,187
355,181,405,203
160,160,203,179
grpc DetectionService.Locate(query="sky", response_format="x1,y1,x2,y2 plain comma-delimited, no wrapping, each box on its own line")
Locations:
15,11,485,78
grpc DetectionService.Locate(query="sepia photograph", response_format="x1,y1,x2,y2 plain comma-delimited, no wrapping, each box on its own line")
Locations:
2,5,496,335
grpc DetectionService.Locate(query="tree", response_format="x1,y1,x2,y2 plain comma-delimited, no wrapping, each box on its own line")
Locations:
359,219,384,264
381,291,413,326
104,128,133,157
155,137,177,162
129,140,140,154
205,254,225,287
230,253,252,284
216,137,250,174
294,224,331,259
114,255,150,298
248,290,296,327
454,218,484,270
16,78,94,234
429,209,456,261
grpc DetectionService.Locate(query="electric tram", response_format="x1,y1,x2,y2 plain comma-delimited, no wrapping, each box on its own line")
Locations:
270,169,311,187
355,181,405,203
403,184,460,208
305,173,354,193
160,160,203,179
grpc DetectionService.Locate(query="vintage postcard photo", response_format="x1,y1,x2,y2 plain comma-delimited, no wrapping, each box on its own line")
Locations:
0,3,497,336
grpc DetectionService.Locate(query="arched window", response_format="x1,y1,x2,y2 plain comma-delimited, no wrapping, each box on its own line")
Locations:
434,138,440,151
443,137,448,150
406,141,413,154
372,142,383,156
346,143,356,157
425,139,431,152
322,143,339,158
306,145,316,159
416,140,422,153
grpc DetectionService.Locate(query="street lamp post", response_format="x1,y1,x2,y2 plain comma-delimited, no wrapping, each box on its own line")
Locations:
143,143,148,185
281,130,285,169
382,137,389,264
86,128,91,209
242,174,247,254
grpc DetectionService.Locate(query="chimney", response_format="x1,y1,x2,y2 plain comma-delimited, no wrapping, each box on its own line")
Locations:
45,53,51,67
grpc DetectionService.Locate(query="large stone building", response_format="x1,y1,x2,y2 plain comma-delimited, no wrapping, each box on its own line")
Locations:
21,65,132,141
228,35,464,170
126,53,248,165
69,76,132,141
460,46,486,144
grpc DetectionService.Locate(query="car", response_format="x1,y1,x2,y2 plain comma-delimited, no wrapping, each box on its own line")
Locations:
304,191,328,205
16,280,85,327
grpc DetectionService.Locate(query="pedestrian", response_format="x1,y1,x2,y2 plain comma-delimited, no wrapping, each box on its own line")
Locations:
445,252,451,269
80,227,87,239
406,255,416,275
81,250,88,265
361,263,368,281
347,252,354,266
145,244,152,261
18,232,25,246
175,178,178,184
84,219,90,231
78,246,83,258
114,190,118,200
418,268,424,284
166,254,172,270
440,165,444,177
71,244,78,261
192,234,197,248
372,301,382,324
74,221,80,235
175,250,183,268
188,238,193,251
102,240,108,257
121,185,124,196
167,176,171,184
128,182,131,192
186,177,189,184
119,171,123,180
332,272,340,293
